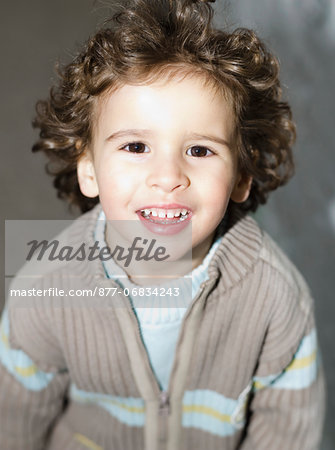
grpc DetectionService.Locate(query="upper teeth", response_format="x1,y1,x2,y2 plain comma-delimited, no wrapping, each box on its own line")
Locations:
141,208,189,218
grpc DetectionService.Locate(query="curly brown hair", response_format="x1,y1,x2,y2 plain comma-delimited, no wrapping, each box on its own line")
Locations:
32,0,295,216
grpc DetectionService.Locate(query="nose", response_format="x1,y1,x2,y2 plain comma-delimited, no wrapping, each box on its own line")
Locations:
146,157,190,193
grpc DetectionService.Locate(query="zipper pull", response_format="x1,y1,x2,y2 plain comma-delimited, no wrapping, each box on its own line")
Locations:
158,391,170,416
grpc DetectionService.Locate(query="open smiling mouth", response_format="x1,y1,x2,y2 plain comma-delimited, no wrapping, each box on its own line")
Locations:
139,208,191,225
135,207,192,235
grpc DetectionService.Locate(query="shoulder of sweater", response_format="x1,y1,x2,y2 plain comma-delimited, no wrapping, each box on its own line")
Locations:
210,213,313,316
5,206,102,368
256,223,314,315
8,204,102,293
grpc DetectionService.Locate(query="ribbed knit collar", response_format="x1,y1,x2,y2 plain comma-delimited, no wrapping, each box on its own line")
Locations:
68,204,263,295
207,211,263,289
93,209,222,323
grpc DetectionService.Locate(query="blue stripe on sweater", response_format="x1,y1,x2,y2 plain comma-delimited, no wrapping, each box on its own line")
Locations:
68,330,319,437
253,329,319,390
70,384,145,427
0,308,54,390
70,384,250,436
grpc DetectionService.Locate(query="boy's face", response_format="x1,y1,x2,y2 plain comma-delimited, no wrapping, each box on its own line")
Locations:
78,75,251,267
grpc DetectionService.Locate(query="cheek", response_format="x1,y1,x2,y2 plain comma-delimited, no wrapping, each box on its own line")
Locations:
94,161,143,218
203,191,231,221
195,165,235,205
96,162,138,196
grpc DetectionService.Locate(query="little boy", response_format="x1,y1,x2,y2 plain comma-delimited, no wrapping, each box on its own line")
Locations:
0,0,325,449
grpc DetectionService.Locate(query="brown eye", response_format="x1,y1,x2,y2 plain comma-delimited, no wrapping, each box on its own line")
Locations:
123,142,149,153
187,146,212,157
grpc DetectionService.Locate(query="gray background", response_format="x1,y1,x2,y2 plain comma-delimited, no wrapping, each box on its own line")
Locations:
1,0,334,447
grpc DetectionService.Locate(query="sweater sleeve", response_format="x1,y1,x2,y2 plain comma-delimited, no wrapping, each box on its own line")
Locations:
239,304,326,450
0,304,70,450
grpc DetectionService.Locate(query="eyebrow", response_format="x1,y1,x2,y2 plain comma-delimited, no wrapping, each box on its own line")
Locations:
106,129,230,147
187,133,230,148
106,129,152,142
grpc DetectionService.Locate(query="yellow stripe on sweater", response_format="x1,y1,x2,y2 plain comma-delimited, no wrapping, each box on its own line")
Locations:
72,392,145,413
183,404,231,423
14,364,38,377
0,327,9,348
253,349,317,390
286,350,316,371
1,324,39,377
74,433,103,450
102,398,144,413
253,380,265,390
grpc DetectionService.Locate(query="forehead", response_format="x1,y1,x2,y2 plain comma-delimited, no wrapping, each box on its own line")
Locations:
92,72,236,138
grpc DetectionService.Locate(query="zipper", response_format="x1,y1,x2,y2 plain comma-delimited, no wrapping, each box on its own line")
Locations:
108,277,214,449
107,281,163,449
161,279,216,450
158,390,170,446
159,391,170,416
155,280,214,449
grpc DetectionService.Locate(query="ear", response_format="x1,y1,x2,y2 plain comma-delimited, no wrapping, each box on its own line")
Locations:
77,152,99,198
230,173,253,203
